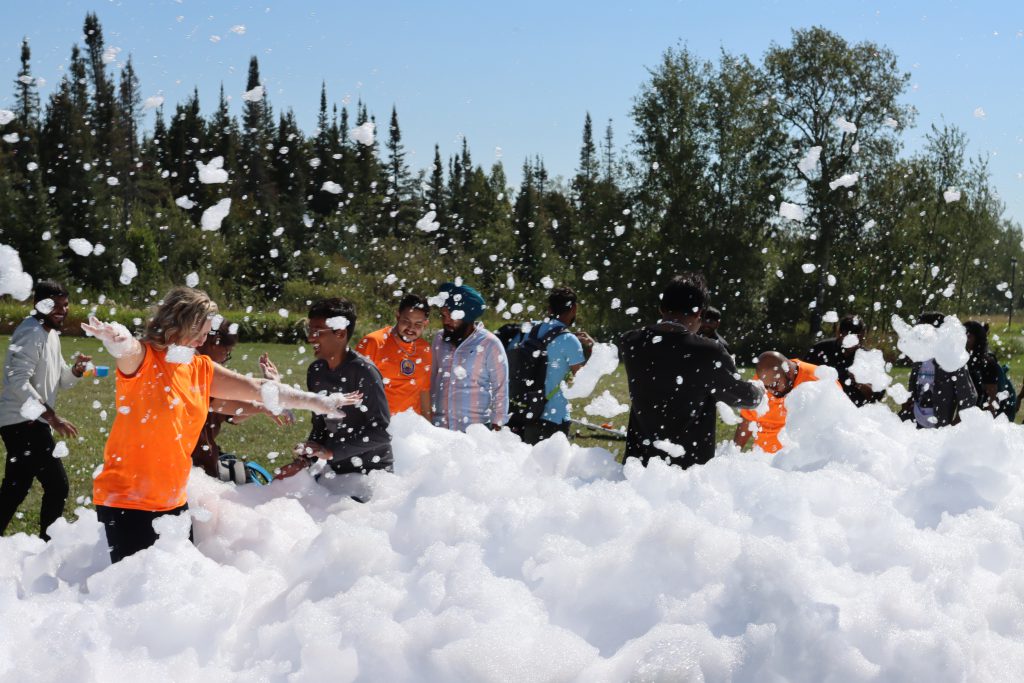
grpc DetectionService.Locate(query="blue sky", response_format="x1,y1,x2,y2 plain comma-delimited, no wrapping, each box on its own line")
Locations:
2,1,1023,223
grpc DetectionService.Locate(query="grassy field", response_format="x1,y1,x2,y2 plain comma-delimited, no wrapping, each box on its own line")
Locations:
0,325,1017,537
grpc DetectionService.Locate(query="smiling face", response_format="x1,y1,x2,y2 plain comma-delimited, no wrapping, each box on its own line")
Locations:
306,316,348,361
758,361,795,398
395,307,429,342
39,295,69,331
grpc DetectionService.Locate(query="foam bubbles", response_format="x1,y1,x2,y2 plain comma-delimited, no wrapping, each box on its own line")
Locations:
4,400,1024,680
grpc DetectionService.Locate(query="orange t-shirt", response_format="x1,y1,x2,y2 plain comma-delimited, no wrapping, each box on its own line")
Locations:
93,344,215,511
356,327,432,415
740,359,820,453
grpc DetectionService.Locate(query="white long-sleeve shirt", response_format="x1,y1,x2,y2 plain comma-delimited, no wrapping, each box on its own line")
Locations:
0,316,79,428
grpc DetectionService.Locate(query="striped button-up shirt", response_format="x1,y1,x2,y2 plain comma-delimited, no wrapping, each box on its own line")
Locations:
430,323,509,431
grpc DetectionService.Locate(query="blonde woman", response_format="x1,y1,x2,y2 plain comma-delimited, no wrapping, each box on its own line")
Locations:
82,287,360,563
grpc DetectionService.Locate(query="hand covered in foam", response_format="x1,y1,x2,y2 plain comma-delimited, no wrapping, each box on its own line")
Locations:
80,316,136,358
260,381,362,419
320,391,363,420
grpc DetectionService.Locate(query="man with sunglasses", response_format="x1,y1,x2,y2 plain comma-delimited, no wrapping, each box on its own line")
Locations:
278,298,392,482
734,351,820,453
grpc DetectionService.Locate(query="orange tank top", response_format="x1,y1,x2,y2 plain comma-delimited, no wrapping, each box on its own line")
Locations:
93,344,215,511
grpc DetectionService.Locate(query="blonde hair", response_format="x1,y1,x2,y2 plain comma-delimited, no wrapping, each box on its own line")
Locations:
143,287,219,348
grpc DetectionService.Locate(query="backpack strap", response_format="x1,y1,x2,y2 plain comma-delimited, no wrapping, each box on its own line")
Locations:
538,324,571,347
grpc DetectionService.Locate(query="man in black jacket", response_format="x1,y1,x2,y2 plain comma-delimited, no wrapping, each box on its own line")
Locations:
620,273,764,469
806,313,883,406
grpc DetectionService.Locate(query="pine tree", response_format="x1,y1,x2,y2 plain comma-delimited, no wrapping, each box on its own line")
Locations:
14,38,40,128
239,56,274,205
384,105,411,237
273,109,308,247
1,38,62,280
310,83,338,216
208,84,239,168
114,55,142,217
83,13,117,158
426,144,445,214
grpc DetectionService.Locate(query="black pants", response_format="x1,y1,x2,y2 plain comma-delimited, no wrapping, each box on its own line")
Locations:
513,419,570,445
96,503,192,564
0,420,68,541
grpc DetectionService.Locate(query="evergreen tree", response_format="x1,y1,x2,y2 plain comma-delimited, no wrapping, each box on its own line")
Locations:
14,38,40,128
82,13,117,158
384,106,411,238
208,84,239,168
310,82,336,216
239,56,275,205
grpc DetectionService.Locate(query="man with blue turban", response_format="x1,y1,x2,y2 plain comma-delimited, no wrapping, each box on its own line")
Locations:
429,282,509,431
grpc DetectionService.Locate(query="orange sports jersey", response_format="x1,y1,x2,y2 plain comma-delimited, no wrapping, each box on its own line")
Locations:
93,344,215,512
740,359,820,453
356,327,432,415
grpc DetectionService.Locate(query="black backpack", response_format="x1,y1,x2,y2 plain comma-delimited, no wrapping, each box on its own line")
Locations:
507,324,571,423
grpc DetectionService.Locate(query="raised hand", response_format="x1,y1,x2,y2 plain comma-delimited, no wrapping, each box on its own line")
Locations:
259,352,281,382
80,316,137,358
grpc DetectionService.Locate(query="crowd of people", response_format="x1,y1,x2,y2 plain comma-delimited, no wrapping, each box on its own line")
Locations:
0,273,1017,562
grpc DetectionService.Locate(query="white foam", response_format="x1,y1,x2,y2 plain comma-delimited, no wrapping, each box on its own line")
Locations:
165,345,196,364
242,85,264,102
848,348,892,391
68,238,94,256
415,210,439,232
891,314,969,371
0,245,32,300
119,259,137,286
583,390,629,418
562,343,618,399
200,198,231,231
5,381,1024,680
196,157,228,184
19,397,45,421
779,201,805,222
348,121,375,146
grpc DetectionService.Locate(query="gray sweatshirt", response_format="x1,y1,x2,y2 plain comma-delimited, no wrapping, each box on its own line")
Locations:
0,316,79,428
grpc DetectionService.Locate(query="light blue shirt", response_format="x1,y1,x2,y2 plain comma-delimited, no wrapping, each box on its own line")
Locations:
510,320,585,425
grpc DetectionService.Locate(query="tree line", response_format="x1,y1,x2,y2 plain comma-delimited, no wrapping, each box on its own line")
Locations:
0,16,1019,356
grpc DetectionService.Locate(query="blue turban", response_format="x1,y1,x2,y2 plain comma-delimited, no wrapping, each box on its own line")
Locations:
438,282,486,323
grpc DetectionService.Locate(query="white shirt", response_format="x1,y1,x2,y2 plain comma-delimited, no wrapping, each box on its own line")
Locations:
0,316,79,427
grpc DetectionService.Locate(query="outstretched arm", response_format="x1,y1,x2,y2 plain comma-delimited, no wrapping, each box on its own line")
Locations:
80,317,145,376
210,364,361,418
